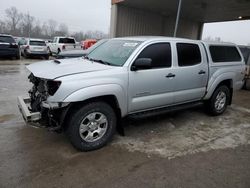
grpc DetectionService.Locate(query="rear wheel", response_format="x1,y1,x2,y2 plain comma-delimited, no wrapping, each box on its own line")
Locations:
66,102,117,151
206,85,230,116
246,79,250,90
16,51,21,60
44,55,49,60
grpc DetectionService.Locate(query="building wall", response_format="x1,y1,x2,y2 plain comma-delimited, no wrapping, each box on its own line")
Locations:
110,4,203,39
115,5,164,37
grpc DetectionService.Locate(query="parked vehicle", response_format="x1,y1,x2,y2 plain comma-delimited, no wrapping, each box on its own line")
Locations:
18,37,245,151
239,45,250,89
48,36,81,55
81,39,97,49
0,34,20,59
56,39,107,59
20,38,50,59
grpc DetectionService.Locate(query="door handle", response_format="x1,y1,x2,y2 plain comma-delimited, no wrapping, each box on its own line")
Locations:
166,73,176,78
198,70,206,75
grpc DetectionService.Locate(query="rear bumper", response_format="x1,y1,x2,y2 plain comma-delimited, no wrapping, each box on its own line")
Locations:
0,49,19,57
17,96,41,122
26,51,49,56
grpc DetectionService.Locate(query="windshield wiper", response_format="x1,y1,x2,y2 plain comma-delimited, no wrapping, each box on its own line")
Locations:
88,57,112,66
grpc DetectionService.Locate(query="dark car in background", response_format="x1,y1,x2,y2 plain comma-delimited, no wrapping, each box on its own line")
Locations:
0,34,20,60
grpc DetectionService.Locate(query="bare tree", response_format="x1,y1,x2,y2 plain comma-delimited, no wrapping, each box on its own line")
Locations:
32,21,42,38
20,13,35,37
48,19,58,37
85,30,108,39
58,23,69,36
5,6,22,35
41,22,49,37
0,19,7,33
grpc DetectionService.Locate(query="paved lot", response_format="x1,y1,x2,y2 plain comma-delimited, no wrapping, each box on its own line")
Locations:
0,59,250,188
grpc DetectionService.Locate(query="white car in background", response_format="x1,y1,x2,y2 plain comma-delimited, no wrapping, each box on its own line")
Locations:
20,38,50,59
48,36,81,55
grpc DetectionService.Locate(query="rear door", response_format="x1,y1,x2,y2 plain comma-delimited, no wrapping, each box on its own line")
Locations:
171,42,208,104
128,42,174,113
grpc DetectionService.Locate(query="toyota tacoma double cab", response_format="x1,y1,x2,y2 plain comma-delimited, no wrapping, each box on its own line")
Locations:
18,37,245,151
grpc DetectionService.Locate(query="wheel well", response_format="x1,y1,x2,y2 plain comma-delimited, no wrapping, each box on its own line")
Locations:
62,95,122,130
217,79,233,105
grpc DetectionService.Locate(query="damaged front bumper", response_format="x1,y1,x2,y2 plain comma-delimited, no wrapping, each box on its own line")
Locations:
17,96,70,122
17,96,41,122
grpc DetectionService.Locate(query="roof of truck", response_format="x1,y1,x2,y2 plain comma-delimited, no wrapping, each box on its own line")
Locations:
114,36,193,42
113,36,237,46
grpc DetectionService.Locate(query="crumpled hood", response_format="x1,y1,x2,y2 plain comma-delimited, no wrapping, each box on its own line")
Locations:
26,58,113,80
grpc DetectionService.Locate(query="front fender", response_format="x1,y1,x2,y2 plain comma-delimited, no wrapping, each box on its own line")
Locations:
204,72,234,100
63,84,127,116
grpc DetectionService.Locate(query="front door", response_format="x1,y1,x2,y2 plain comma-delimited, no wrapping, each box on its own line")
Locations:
128,42,174,113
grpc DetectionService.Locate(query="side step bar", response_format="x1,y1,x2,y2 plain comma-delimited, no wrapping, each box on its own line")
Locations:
128,101,204,119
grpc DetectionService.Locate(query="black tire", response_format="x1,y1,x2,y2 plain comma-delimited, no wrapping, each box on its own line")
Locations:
16,51,21,60
44,55,49,60
206,85,230,116
57,48,61,55
23,51,29,59
246,79,250,90
66,102,117,151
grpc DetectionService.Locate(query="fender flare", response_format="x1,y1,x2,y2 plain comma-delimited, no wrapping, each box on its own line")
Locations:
63,84,127,116
204,72,234,100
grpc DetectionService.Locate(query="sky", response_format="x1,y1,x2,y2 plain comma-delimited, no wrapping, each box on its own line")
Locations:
0,0,250,45
0,0,111,33
202,20,250,45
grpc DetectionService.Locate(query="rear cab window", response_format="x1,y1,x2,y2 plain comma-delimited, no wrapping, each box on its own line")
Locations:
176,43,202,66
209,45,242,63
59,38,75,44
30,40,46,46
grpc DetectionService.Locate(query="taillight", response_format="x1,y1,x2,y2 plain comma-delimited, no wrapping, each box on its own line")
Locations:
47,80,61,96
25,45,30,50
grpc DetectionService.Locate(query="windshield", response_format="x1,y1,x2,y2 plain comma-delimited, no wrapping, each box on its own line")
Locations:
87,39,141,66
85,39,108,54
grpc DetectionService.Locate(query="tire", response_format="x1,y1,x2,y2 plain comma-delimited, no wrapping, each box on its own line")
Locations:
57,48,61,55
16,50,21,60
206,85,230,116
66,102,117,151
48,47,53,56
44,55,49,60
246,79,250,90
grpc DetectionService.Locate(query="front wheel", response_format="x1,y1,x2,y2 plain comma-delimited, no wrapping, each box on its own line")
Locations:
206,85,230,116
66,102,117,151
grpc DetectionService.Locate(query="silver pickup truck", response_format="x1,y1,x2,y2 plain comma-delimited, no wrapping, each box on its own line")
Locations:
18,37,245,151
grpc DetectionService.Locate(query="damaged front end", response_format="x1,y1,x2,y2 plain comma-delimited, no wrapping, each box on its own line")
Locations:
18,73,69,132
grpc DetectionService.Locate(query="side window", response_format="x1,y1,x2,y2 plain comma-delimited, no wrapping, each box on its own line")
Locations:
177,43,201,66
136,43,172,68
209,46,242,62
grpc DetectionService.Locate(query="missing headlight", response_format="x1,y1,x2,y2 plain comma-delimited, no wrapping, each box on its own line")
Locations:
47,80,61,96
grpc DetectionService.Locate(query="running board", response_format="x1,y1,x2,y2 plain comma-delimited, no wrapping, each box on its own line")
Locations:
128,101,204,119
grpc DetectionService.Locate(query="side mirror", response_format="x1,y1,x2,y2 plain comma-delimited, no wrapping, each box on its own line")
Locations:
131,58,152,71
